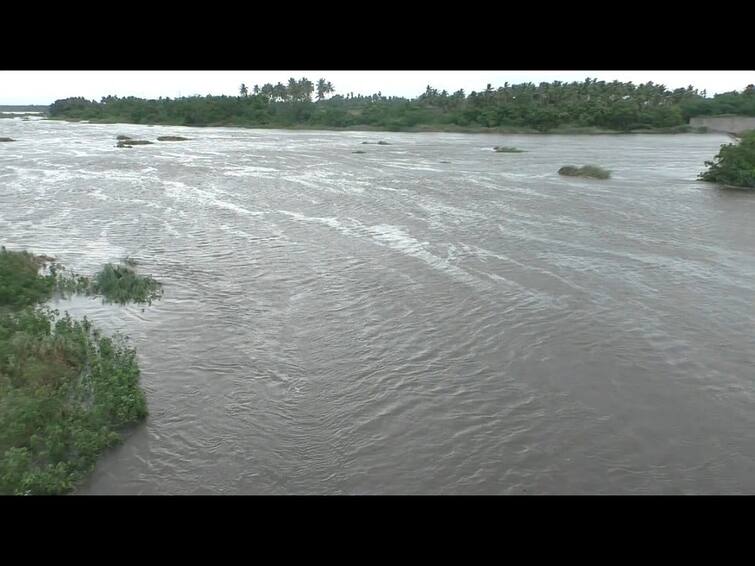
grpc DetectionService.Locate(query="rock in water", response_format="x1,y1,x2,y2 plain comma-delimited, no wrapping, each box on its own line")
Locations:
116,140,153,148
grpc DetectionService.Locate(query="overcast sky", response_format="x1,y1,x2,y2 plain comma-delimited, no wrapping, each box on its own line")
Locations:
1,71,754,105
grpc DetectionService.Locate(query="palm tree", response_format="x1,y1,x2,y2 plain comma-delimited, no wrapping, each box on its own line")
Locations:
273,82,288,102
287,78,299,102
317,78,327,101
260,83,274,102
299,78,314,102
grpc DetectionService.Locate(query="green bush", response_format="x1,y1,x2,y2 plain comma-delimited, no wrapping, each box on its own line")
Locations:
699,130,755,188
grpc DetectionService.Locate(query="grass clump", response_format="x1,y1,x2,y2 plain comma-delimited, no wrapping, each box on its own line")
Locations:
53,259,162,305
494,146,524,153
90,263,163,305
699,130,755,188
558,165,611,179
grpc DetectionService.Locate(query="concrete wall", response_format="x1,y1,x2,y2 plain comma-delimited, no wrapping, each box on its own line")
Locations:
689,115,755,134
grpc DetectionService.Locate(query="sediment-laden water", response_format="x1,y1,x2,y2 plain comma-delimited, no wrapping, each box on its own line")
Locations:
1,119,753,494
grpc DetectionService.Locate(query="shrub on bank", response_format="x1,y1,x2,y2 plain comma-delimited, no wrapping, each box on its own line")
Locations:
0,249,155,495
699,130,755,188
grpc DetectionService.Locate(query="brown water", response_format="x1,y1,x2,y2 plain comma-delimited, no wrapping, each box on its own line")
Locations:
1,119,753,494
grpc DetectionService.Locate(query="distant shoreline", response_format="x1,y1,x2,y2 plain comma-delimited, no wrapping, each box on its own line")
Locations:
44,117,712,136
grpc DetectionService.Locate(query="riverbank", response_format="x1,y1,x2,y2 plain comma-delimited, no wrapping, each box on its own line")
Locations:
0,248,156,495
44,116,710,135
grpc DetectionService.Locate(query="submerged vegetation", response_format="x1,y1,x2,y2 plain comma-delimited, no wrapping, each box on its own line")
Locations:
55,261,163,305
0,248,160,494
558,165,612,179
699,130,755,188
46,79,755,133
90,263,163,305
494,146,524,153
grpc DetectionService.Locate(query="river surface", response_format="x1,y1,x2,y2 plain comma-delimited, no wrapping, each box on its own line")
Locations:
1,119,754,494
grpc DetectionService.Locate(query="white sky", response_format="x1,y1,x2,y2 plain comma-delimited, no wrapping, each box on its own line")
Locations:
1,71,754,105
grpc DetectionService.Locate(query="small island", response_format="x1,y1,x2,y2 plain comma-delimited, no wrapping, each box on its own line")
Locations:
558,165,611,179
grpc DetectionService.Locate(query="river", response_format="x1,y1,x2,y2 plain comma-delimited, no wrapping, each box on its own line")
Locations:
1,119,753,494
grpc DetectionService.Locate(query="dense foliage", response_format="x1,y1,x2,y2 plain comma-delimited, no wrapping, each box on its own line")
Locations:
47,79,755,133
699,130,755,188
0,309,147,494
0,249,153,495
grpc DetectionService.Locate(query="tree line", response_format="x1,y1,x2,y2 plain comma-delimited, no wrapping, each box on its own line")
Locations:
47,78,755,132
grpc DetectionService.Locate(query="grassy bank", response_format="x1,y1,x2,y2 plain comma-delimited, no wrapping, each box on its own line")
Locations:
0,248,157,495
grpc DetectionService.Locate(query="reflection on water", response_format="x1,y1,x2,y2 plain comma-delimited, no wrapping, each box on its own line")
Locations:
2,119,754,494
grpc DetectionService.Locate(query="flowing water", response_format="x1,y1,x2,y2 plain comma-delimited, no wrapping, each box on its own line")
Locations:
1,119,754,494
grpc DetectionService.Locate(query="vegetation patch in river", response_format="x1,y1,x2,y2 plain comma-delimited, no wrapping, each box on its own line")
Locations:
55,260,163,305
558,165,611,179
494,146,524,153
0,137,16,142
699,130,755,188
90,263,162,305
0,248,150,495
157,136,190,141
